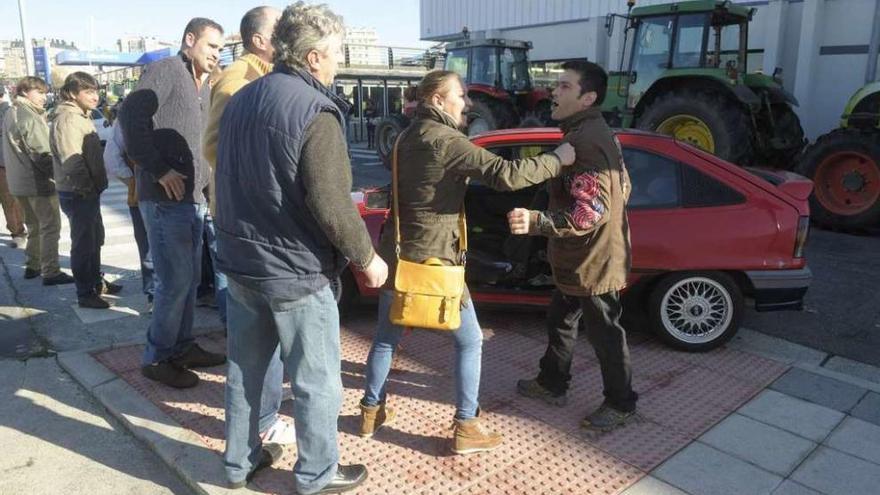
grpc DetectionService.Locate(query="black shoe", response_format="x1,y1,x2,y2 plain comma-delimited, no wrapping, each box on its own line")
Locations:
78,293,111,309
171,343,226,369
516,378,568,407
43,272,75,285
97,278,123,295
141,361,199,389
581,403,636,431
24,268,40,279
228,443,284,489
313,464,368,494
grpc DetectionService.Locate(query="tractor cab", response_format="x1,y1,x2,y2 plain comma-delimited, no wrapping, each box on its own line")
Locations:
443,38,534,95
621,1,753,110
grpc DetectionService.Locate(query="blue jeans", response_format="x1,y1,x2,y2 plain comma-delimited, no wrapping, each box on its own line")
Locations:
139,201,206,365
204,213,227,323
129,206,155,300
224,279,341,494
362,290,483,420
58,193,104,298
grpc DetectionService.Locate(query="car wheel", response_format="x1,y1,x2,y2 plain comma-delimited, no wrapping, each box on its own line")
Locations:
648,272,742,352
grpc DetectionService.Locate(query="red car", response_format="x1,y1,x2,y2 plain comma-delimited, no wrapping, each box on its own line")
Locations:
341,128,813,352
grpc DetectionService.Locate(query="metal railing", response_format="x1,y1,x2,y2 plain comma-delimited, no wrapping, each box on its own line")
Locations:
218,42,441,71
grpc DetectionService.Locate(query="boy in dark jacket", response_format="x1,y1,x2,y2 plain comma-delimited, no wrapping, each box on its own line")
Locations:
509,60,638,430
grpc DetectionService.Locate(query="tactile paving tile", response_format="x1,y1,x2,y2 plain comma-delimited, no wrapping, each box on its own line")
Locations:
461,428,644,495
638,366,762,438
582,416,693,472
85,311,785,495
92,344,143,373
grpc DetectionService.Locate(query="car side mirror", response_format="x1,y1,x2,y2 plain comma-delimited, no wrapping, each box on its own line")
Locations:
605,13,615,37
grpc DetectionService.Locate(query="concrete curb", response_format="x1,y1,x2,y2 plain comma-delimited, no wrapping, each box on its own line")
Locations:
57,349,257,495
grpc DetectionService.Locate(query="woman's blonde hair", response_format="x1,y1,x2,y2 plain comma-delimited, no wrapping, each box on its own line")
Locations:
416,70,462,104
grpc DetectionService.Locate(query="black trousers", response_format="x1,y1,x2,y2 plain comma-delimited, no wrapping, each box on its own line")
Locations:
537,289,638,412
59,194,104,298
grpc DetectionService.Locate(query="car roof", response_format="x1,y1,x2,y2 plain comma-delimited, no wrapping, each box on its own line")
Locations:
471,127,673,141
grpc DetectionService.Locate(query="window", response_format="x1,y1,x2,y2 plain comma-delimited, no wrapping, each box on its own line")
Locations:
622,147,681,208
673,14,707,68
680,164,745,207
444,49,469,81
706,22,742,69
469,46,498,86
500,48,530,91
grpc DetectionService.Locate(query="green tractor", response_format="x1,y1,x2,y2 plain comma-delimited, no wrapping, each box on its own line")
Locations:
602,0,805,167
795,82,880,230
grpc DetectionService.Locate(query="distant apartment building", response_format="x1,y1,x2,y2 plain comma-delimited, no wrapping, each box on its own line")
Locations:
345,27,385,66
116,35,175,54
1,38,77,81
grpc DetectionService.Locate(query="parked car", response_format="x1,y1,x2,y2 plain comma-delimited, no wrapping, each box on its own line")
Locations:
342,128,813,352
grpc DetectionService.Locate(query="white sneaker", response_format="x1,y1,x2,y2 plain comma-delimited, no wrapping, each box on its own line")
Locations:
260,417,296,445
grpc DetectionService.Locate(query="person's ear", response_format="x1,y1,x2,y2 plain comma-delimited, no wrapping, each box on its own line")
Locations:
306,49,321,72
184,32,196,49
581,91,597,109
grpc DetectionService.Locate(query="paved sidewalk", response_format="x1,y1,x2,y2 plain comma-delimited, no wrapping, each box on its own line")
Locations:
57,307,880,495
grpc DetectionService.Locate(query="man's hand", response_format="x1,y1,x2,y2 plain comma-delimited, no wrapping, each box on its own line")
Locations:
361,253,388,288
553,142,576,166
158,169,187,201
508,208,531,235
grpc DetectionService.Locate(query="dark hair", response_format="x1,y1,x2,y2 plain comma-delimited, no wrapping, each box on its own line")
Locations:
59,72,99,101
241,6,276,52
15,76,49,96
181,17,224,45
561,60,608,105
416,70,461,104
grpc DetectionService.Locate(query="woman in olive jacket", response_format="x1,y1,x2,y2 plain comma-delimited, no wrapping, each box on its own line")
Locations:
358,70,575,454
49,72,114,309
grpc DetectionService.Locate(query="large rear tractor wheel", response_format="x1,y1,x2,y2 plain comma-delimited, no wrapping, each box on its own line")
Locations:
763,104,806,169
376,114,410,168
637,91,755,166
795,128,880,230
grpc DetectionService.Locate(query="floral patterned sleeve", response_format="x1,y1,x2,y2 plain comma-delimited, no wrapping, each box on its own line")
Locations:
527,166,612,238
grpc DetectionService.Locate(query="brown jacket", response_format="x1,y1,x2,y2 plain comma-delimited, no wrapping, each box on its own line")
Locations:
527,107,632,296
379,104,563,293
49,101,107,197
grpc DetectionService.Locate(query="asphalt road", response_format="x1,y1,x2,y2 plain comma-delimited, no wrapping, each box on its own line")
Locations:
347,142,880,367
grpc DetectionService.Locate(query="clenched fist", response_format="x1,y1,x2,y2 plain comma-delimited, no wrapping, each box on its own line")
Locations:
507,208,531,235
362,253,389,288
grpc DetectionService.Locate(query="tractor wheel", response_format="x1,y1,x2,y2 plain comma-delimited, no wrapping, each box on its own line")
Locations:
376,114,410,168
637,91,755,166
795,128,880,230
467,97,509,136
765,104,806,169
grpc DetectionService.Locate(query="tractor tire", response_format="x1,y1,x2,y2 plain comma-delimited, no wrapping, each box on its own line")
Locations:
376,114,410,168
764,104,806,169
467,97,510,136
795,128,880,230
636,91,755,166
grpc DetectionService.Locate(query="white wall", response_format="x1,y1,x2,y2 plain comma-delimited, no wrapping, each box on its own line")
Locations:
421,0,880,140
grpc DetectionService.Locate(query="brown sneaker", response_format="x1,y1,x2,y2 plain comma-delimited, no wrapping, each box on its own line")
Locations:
359,402,395,438
516,377,568,407
451,409,503,455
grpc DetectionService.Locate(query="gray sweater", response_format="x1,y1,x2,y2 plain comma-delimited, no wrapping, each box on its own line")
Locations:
119,52,211,204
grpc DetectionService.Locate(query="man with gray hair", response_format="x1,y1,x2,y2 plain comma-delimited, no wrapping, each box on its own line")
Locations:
202,5,297,449
215,2,385,492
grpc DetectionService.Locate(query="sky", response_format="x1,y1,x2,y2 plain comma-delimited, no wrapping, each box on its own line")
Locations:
0,0,432,51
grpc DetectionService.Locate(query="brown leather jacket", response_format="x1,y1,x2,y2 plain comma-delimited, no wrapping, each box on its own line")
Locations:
379,104,563,294
527,107,632,296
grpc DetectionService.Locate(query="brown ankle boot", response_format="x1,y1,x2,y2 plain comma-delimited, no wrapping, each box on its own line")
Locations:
451,410,503,455
359,402,394,438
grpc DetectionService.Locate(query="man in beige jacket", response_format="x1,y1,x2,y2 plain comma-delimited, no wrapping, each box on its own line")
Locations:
203,6,296,449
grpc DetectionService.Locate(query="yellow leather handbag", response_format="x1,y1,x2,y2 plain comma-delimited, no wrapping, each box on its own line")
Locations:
388,136,467,331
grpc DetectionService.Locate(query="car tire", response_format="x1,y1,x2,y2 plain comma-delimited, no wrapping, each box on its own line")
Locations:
648,271,742,352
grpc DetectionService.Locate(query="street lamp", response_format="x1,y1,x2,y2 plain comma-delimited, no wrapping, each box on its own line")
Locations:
18,0,35,76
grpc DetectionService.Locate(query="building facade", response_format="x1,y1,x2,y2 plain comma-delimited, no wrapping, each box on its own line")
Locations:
420,0,880,139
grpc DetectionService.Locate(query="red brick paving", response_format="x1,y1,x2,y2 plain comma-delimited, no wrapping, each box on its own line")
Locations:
92,312,788,494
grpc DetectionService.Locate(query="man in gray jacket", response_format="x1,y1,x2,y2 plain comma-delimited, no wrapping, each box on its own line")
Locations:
2,76,73,285
0,85,27,248
119,18,226,389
